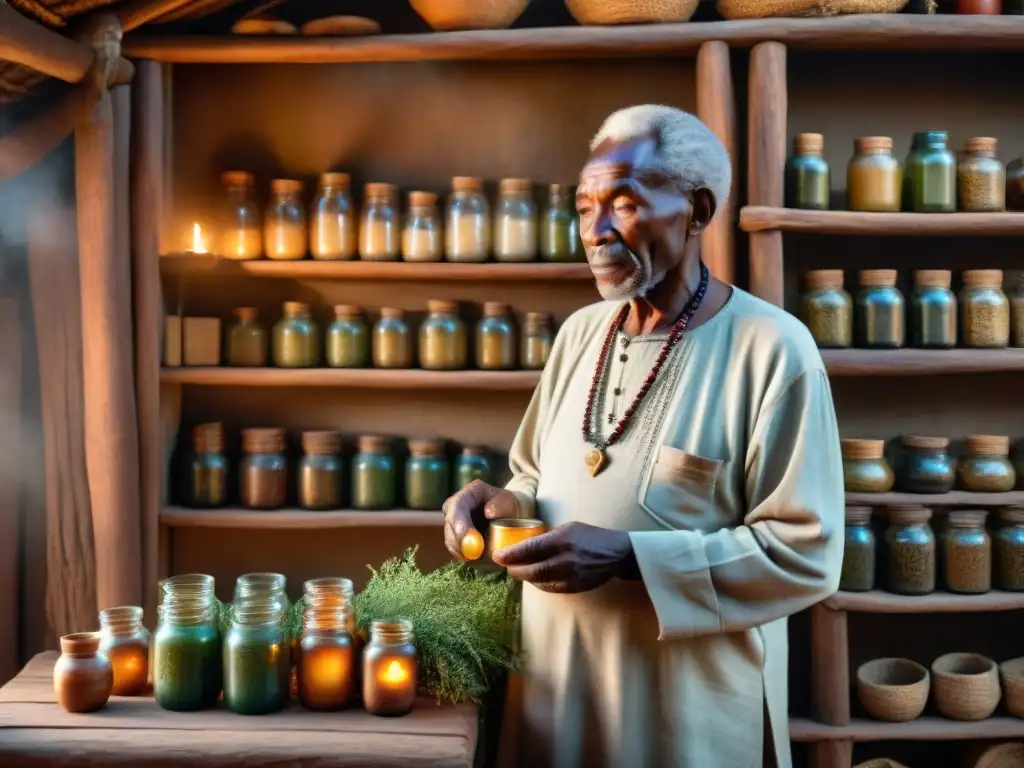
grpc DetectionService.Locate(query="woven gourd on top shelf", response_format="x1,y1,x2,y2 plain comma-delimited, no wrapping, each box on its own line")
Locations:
717,0,909,19
565,0,699,24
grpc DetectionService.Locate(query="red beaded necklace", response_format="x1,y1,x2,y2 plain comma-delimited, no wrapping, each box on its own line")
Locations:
582,261,709,477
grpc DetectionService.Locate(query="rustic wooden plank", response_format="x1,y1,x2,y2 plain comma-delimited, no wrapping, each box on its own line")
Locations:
740,206,1024,236
161,507,446,529
821,348,1024,376
845,491,1024,507
823,589,1024,614
0,298,21,685
790,715,1024,742
160,367,542,390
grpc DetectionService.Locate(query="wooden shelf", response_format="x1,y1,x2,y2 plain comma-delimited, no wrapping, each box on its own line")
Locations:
790,716,1024,743
740,206,1024,236
160,367,542,390
823,590,1024,614
820,349,1024,376
846,490,1024,507
123,17,1024,64
161,507,444,529
159,254,594,282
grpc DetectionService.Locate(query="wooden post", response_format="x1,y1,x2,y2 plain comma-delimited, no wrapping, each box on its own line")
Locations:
811,604,850,726
808,740,853,768
696,40,737,286
76,14,143,611
747,41,787,306
0,295,21,684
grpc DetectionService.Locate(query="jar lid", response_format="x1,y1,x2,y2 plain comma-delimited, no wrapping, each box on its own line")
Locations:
901,435,949,451
947,509,988,529
461,445,487,456
964,137,997,153
409,438,445,456
283,301,310,315
357,434,390,453
499,177,533,195
222,170,255,187
855,136,893,152
793,132,824,154
379,307,404,320
193,422,224,453
841,438,885,460
408,190,438,208
913,269,952,289
242,427,285,454
525,311,553,329
999,506,1024,525
233,306,259,321
271,178,303,195
483,301,511,317
548,183,573,195
858,269,898,288
334,304,362,318
962,269,1003,288
804,269,844,290
452,176,483,192
365,182,397,200
887,505,932,525
427,299,458,315
320,172,351,188
965,434,1010,456
302,430,341,455
845,505,872,525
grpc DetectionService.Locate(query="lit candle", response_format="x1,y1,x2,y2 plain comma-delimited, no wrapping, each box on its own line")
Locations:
189,222,209,255
363,619,417,717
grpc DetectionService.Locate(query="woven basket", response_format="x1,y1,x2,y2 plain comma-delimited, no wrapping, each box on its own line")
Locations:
408,0,530,30
932,653,1001,721
717,0,908,19
856,658,930,723
1000,658,1024,718
565,0,699,24
854,760,910,768
964,742,1024,768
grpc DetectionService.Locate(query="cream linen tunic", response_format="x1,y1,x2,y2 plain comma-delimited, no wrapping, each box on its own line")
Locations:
500,288,844,768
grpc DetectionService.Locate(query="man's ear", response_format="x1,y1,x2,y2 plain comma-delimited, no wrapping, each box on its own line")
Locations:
688,187,716,234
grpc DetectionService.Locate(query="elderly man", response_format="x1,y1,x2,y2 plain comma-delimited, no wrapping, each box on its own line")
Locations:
442,105,843,768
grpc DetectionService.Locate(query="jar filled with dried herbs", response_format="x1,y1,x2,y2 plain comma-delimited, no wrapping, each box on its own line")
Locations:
239,428,287,510
522,312,554,369
958,137,1005,212
372,308,412,369
273,302,319,368
455,446,494,489
785,132,830,210
299,430,342,511
842,438,894,493
188,422,227,508
494,178,537,263
220,171,262,260
801,270,852,348
359,183,400,262
405,439,449,510
153,574,222,712
223,598,289,715
885,506,936,596
265,179,307,261
898,435,955,494
351,435,396,510
445,176,490,263
326,305,370,369
310,172,356,261
958,434,1016,492
847,137,901,212
226,307,269,367
910,270,957,349
1007,274,1024,348
476,302,517,370
402,191,442,262
840,506,875,592
943,509,991,594
904,130,956,213
961,269,1009,348
540,184,584,261
995,506,1024,591
856,270,904,348
419,300,467,371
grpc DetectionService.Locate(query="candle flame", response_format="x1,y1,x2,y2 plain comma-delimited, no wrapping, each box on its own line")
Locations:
190,223,208,254
381,660,409,685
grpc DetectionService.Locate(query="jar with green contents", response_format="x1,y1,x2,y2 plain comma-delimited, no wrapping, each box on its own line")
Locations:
898,435,955,494
904,130,956,213
226,307,268,367
419,300,467,370
299,430,342,511
188,422,227,508
522,312,554,370
153,574,222,711
372,308,412,369
910,270,956,349
326,304,370,368
961,269,1009,348
995,506,1024,591
1009,275,1024,348
540,183,584,261
958,434,1016,492
847,136,901,212
801,270,852,348
885,506,936,596
785,132,830,210
856,270,905,349
840,506,875,592
239,428,287,510
352,435,396,510
842,438,894,493
405,439,449,511
455,446,494,489
958,137,1005,212
223,600,290,715
273,301,319,368
476,302,517,370
943,510,991,595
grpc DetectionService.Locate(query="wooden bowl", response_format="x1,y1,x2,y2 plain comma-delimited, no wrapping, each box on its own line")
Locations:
931,653,1001,721
999,657,1024,718
408,0,529,30
716,0,908,19
964,742,1024,768
300,16,381,37
565,0,698,24
856,658,930,722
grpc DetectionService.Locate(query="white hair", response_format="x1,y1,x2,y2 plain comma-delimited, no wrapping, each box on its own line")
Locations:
590,105,731,214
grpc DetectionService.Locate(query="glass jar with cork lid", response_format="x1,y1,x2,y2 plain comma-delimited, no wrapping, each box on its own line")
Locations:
445,176,490,263
801,270,852,348
220,171,262,260
958,137,1005,212
360,183,400,261
943,509,991,595
540,184,584,261
494,178,537,263
405,439,450,511
265,179,307,261
910,270,956,349
961,269,1009,348
226,307,268,367
842,438,894,493
856,270,905,349
958,435,1016,492
273,301,319,368
188,422,227,508
840,506,875,592
372,308,412,369
419,300,467,371
351,435,396,510
904,130,956,213
310,172,356,261
455,446,494,489
476,302,518,370
847,137,901,212
299,430,343,511
326,305,370,368
898,435,955,494
402,191,442,262
995,506,1024,591
239,428,287,510
522,312,554,370
785,132,830,210
885,506,936,596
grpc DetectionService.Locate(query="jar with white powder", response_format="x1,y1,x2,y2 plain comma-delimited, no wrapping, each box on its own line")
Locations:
494,178,537,263
445,177,490,263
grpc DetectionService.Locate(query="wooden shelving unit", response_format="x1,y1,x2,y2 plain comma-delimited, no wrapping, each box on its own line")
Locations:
159,367,542,390
161,507,444,529
740,206,1024,237
821,349,1024,376
823,589,1024,614
845,490,1024,506
790,716,1024,743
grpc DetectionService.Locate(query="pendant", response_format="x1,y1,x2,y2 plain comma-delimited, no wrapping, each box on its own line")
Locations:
585,447,608,477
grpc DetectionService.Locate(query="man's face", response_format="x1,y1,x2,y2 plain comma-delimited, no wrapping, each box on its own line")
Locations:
576,135,703,301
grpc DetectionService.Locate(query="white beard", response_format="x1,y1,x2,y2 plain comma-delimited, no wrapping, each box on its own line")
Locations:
595,248,663,301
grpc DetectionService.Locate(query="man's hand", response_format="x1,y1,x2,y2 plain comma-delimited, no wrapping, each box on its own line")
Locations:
491,522,638,593
442,480,519,561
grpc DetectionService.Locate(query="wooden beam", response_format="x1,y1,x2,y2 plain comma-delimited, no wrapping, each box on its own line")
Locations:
117,0,199,33
160,367,543,390
0,296,21,684
810,604,849,727
820,348,1024,376
0,83,83,182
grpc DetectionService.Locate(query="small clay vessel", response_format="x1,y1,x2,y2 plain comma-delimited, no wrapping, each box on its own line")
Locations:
955,0,1002,12
53,632,113,713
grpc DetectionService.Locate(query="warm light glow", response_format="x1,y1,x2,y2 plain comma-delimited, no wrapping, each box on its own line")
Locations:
380,660,410,686
190,222,208,254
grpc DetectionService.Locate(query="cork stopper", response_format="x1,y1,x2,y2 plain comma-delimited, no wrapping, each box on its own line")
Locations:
319,172,351,188
964,137,997,154
794,132,824,155
427,299,458,315
859,269,898,288
333,304,362,319
365,182,397,201
271,178,303,195
357,435,390,454
855,136,893,153
193,422,224,453
947,509,988,529
461,445,487,456
842,438,885,460
805,270,844,290
302,430,341,456
901,435,949,451
965,434,1010,456
408,191,438,208
483,301,511,317
242,427,285,454
525,311,552,331
452,176,483,192
379,307,404,320
548,183,573,195
999,506,1024,525
962,269,1003,288
499,178,533,195
222,170,255,187
282,301,310,315
233,306,258,322
845,506,872,526
913,270,952,289
887,505,932,526
408,438,445,456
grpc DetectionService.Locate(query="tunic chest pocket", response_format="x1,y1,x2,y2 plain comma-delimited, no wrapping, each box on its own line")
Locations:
639,444,724,528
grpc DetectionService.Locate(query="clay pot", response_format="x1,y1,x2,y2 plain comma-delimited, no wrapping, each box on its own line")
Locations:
856,658,930,722
956,0,1002,12
931,652,1001,721
53,632,113,713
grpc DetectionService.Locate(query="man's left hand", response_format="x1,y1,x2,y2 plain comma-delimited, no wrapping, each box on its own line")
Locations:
491,522,638,593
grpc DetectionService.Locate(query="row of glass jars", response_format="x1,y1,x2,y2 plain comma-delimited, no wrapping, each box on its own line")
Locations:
219,172,584,263
785,132,1020,212
842,436,1022,495
841,505,1024,596
802,268,1023,350
187,423,500,511
225,300,554,371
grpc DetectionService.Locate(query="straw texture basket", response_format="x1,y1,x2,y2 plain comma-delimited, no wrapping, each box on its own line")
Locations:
854,760,910,768
999,657,1024,718
717,0,908,19
565,0,699,24
856,658,930,722
408,0,530,30
932,653,1001,721
963,742,1024,768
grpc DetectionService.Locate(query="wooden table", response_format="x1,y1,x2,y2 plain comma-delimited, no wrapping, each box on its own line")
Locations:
0,652,480,767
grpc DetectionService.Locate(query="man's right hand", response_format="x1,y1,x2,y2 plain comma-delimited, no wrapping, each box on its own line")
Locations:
442,480,519,561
